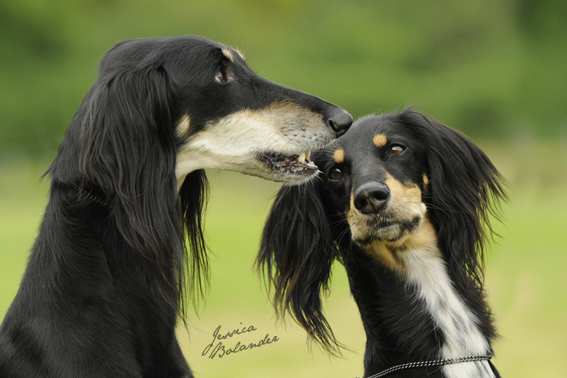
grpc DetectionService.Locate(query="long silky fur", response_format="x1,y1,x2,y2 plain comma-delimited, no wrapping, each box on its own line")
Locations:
48,58,207,320
257,180,342,354
398,111,506,337
179,169,210,314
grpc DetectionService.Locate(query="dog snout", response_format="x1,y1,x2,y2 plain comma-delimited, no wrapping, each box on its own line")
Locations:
326,108,353,136
354,182,391,214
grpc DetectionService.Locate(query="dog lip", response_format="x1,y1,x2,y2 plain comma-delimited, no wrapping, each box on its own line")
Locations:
375,220,395,228
357,213,395,228
257,151,318,177
353,216,423,245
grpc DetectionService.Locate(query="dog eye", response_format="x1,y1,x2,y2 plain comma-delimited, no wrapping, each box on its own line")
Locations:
330,168,344,180
215,67,234,83
389,144,405,156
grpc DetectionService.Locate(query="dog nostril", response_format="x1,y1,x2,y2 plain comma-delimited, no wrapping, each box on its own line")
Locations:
327,110,353,136
370,186,390,201
354,183,390,214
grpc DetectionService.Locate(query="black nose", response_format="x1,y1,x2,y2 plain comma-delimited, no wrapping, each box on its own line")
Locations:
354,182,391,214
327,108,353,136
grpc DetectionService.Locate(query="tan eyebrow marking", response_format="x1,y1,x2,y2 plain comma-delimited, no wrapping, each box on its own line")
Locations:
221,48,234,63
373,133,388,147
333,148,345,163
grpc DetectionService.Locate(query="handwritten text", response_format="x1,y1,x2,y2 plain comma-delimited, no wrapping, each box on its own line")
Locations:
202,323,279,359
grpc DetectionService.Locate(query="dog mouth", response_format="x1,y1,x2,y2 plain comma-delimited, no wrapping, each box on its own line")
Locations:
350,215,423,246
258,150,318,179
354,221,401,246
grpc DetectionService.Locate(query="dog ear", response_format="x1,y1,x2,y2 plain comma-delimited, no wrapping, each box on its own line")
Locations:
401,110,506,300
51,57,196,316
257,179,342,354
179,169,209,313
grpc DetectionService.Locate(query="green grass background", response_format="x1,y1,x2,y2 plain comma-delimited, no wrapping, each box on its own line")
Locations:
2,1,566,375
1,139,566,377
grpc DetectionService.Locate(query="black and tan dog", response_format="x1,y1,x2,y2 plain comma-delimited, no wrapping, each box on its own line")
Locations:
0,35,352,378
259,110,505,378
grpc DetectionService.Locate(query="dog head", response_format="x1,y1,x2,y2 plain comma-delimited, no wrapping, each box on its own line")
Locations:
102,35,353,186
314,113,430,249
257,109,506,352
48,35,352,315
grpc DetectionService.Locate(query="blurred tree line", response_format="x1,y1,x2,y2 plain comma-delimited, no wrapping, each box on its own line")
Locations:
1,0,566,155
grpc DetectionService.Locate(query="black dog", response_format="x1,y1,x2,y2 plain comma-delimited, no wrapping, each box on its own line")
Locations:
258,110,505,378
0,35,352,378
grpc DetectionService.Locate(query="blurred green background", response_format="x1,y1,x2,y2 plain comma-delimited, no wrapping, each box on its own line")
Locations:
1,0,566,377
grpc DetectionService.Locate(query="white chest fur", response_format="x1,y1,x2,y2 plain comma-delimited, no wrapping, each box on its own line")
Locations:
400,245,495,378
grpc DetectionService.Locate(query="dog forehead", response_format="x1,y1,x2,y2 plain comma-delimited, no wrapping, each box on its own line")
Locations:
100,36,228,73
337,119,388,157
339,115,418,152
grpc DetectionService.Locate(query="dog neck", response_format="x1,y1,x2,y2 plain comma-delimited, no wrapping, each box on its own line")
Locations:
343,219,496,378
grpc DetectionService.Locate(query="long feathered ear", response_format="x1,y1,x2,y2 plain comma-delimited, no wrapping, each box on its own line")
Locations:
50,57,200,319
256,179,342,355
179,169,209,313
400,110,506,303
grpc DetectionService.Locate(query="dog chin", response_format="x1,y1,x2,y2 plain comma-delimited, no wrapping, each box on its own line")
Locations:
352,226,404,246
351,216,424,247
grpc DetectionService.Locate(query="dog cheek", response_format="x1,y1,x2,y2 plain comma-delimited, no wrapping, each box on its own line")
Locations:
346,194,369,242
385,174,426,222
280,110,330,149
347,214,367,242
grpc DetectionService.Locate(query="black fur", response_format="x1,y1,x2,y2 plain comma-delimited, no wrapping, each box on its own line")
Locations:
0,35,352,377
258,109,506,377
